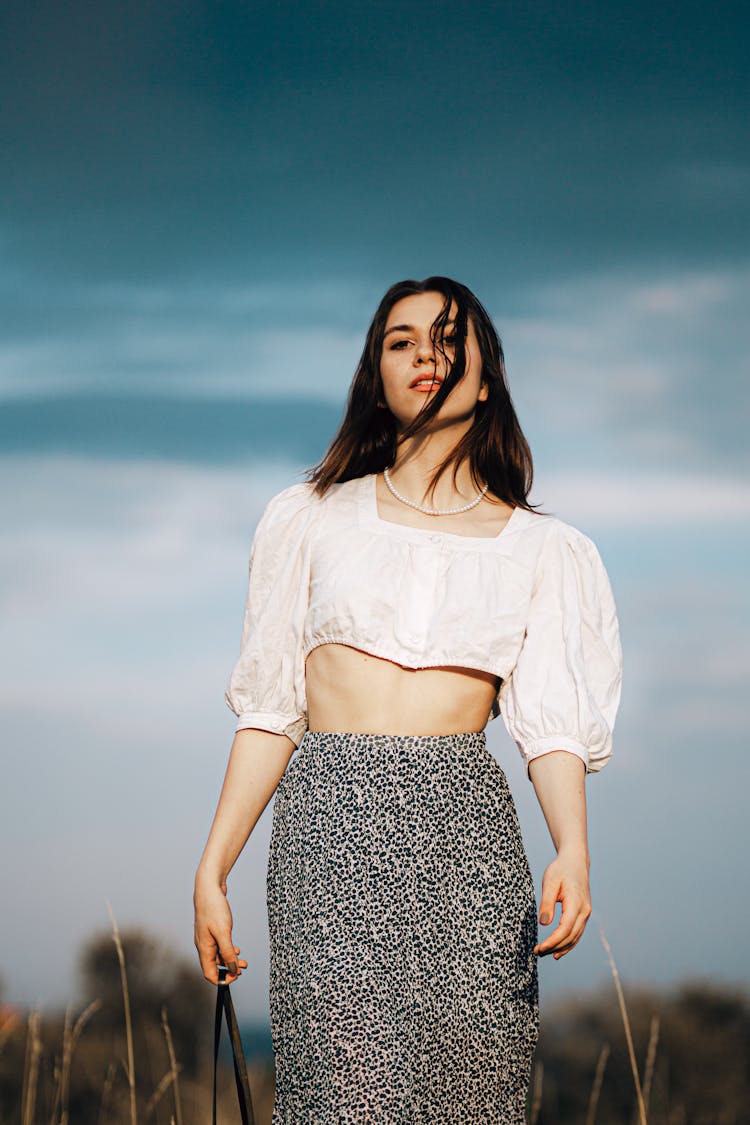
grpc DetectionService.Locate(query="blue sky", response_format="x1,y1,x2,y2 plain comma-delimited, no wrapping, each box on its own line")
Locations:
1,0,748,1020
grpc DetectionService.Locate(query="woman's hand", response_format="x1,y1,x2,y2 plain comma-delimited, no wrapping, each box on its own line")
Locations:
193,728,296,985
193,873,249,985
533,849,592,959
527,750,592,961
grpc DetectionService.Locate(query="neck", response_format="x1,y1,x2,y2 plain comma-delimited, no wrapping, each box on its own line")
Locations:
389,430,481,508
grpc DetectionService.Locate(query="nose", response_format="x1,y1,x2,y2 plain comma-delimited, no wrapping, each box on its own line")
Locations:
414,335,435,365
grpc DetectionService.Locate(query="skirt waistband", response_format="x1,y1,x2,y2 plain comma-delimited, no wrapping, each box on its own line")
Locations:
296,729,491,767
300,729,487,748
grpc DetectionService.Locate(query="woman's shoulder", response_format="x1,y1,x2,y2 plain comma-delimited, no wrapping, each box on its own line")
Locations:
252,480,320,540
256,475,357,534
514,505,600,549
264,479,317,511
263,476,355,513
510,506,612,582
542,512,600,552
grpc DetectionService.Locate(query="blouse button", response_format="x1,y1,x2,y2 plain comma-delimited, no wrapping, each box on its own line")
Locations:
430,534,441,543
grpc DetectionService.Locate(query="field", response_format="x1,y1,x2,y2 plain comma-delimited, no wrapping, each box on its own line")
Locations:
1,919,747,1124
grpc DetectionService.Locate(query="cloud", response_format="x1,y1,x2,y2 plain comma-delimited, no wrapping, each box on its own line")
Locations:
0,394,343,464
2,453,746,732
2,264,748,483
532,470,750,526
627,272,732,316
0,456,304,722
0,274,369,401
502,265,750,473
673,160,750,207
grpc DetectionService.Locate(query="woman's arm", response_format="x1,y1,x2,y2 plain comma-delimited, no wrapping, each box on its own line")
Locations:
194,727,295,984
527,749,592,960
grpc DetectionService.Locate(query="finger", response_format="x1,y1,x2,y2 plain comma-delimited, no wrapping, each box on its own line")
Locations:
553,915,590,957
198,927,239,984
538,881,560,927
550,901,591,951
535,929,568,955
230,945,249,970
196,933,221,983
552,932,585,959
552,946,573,959
534,906,579,955
536,906,589,956
217,933,240,980
535,912,573,951
550,920,588,958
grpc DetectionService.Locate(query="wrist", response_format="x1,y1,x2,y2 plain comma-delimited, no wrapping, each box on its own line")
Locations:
194,857,230,891
555,842,590,869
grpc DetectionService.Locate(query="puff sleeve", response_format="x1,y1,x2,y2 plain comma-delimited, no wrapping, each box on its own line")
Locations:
498,521,622,776
224,482,316,746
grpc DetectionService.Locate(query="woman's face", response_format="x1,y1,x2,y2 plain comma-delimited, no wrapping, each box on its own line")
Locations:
379,291,488,431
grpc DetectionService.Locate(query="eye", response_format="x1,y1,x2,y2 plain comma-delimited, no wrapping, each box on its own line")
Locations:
388,339,411,350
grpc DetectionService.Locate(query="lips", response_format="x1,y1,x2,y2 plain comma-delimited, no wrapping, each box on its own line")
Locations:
409,374,443,389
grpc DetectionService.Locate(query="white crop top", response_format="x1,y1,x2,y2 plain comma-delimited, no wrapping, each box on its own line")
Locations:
225,473,623,774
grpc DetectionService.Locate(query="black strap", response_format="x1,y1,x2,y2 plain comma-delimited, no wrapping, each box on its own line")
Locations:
212,966,255,1125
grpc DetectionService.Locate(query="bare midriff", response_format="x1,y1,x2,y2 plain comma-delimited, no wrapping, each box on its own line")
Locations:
305,642,500,736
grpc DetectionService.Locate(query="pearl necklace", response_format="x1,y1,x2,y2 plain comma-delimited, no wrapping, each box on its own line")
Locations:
383,467,489,516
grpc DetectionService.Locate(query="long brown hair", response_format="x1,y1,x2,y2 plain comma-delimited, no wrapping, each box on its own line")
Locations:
307,276,537,510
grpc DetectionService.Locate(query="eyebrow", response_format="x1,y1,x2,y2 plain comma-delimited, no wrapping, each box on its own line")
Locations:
383,320,457,338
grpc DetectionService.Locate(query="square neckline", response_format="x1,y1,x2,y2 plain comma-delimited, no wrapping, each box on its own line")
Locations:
362,472,524,544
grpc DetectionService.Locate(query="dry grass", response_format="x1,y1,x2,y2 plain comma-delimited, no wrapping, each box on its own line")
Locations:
642,1014,660,1116
528,1059,543,1124
20,1007,41,1125
106,902,137,1125
97,1060,117,1125
600,927,649,1125
160,1006,183,1125
584,1042,610,1125
3,913,748,1124
50,999,101,1125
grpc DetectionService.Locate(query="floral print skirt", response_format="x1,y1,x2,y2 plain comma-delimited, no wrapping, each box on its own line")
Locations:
267,730,539,1123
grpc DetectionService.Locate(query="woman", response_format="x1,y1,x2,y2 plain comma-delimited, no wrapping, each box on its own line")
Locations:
194,276,623,1123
